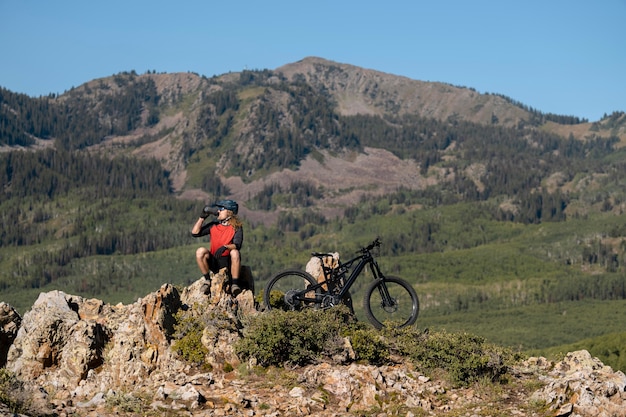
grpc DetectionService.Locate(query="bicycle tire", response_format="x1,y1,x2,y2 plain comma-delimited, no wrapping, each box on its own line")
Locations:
364,276,419,329
263,270,320,311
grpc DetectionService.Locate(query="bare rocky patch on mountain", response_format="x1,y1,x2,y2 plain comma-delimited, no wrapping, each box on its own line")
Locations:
277,57,530,126
213,147,425,225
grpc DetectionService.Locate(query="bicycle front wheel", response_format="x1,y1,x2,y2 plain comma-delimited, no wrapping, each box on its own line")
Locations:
364,276,419,329
263,270,320,311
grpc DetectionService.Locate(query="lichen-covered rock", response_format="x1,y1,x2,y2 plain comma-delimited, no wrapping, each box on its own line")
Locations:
6,291,106,384
530,350,626,417
2,268,262,414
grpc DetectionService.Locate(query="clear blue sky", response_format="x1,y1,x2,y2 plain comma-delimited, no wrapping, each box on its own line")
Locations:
1,0,624,122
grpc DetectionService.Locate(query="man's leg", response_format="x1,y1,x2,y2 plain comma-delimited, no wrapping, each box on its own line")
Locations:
196,247,213,295
230,249,242,295
195,247,211,277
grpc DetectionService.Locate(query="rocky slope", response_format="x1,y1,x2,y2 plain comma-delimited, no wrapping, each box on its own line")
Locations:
277,57,626,139
1,268,625,417
277,57,529,126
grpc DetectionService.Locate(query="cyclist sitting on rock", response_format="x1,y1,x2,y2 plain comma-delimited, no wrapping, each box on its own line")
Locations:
192,199,244,296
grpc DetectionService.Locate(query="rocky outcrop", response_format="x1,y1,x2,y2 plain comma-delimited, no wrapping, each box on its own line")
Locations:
1,268,625,416
0,302,21,367
528,351,626,417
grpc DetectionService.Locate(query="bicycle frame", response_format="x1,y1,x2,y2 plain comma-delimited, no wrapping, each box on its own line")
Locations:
305,245,385,305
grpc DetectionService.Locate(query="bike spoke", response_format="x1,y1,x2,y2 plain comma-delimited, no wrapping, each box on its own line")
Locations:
365,277,419,329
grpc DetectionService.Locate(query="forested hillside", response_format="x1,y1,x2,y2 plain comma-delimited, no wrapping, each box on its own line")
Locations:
1,58,625,370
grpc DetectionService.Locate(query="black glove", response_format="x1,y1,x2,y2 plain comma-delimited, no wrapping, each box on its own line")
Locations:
214,246,228,257
200,205,218,218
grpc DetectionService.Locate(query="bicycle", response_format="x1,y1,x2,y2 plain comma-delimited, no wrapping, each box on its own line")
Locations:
263,238,419,329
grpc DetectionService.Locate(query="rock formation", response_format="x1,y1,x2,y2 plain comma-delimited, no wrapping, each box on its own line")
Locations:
1,266,625,417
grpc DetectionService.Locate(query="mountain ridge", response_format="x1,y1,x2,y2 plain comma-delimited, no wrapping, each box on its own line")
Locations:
2,56,624,175
86,61,626,192
2,57,626,228
278,56,530,125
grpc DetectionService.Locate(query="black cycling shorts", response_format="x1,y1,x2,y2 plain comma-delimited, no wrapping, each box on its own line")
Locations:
209,254,231,274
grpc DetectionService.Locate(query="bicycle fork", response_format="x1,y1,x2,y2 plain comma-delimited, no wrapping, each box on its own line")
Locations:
375,280,398,311
369,261,398,311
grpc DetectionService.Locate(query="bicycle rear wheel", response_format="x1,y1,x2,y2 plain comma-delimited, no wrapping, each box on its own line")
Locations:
263,270,320,311
364,276,419,329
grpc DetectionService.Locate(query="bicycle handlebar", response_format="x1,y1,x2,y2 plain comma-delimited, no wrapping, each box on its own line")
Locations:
361,237,382,253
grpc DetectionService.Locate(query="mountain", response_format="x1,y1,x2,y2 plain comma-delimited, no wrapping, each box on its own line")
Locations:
2,57,626,356
279,57,534,123
2,57,625,225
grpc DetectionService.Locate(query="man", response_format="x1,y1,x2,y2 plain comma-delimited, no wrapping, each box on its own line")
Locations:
192,199,244,296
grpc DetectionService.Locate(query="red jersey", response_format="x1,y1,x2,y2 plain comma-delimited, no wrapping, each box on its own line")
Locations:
192,221,243,257
209,224,236,256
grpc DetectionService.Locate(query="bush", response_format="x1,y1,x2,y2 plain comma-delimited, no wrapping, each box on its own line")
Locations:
235,306,357,366
105,391,145,413
235,306,520,387
0,368,29,414
172,310,209,364
345,328,389,365
386,328,520,387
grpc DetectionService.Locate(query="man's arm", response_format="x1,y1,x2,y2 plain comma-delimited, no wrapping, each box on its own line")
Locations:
191,217,206,237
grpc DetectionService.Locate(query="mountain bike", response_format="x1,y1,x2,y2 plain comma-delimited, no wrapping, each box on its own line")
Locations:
263,238,419,329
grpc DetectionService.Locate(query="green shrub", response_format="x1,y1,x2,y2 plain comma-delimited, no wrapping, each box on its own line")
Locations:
387,328,520,387
235,305,357,366
172,310,209,364
0,368,29,414
345,328,389,365
105,391,145,413
236,305,520,387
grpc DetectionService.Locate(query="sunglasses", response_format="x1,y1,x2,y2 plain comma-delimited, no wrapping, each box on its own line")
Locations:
217,207,226,212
